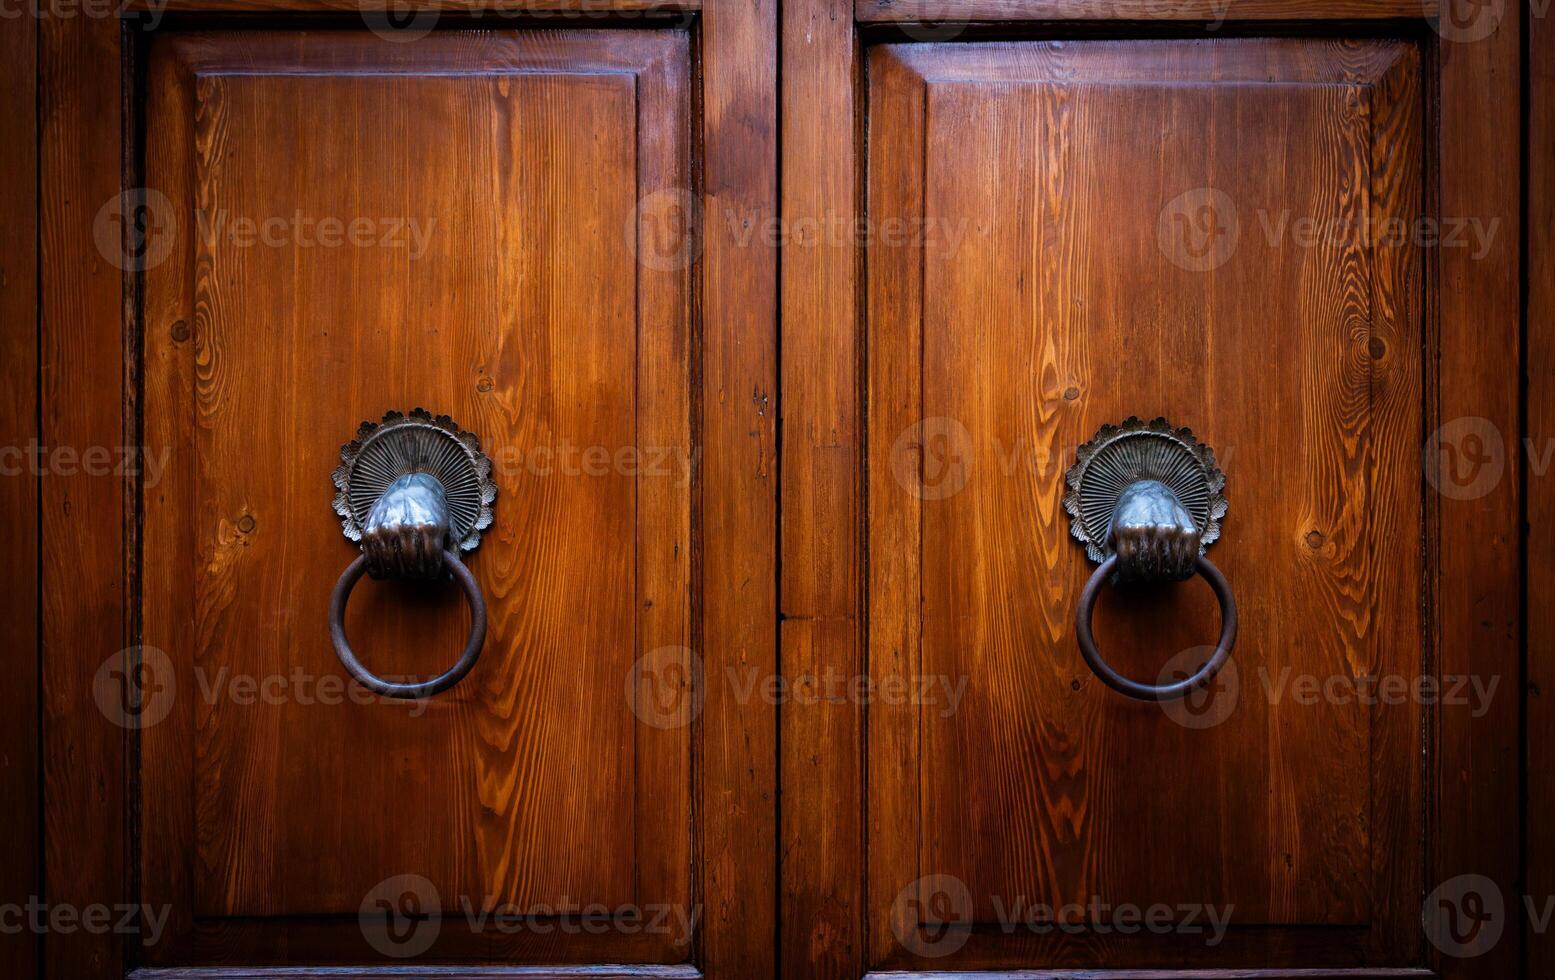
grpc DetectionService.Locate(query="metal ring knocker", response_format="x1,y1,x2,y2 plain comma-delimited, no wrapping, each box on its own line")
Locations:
327,409,497,700
329,548,487,699
1075,553,1237,702
1063,417,1236,702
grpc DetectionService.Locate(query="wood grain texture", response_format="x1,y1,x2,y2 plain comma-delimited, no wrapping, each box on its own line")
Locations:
1359,50,1423,964
866,38,1424,971
863,40,927,972
855,0,1437,22
779,0,864,975
697,0,781,977
142,29,694,966
40,6,127,979
1431,1,1522,978
130,967,703,979
865,971,1436,979
1529,0,1555,976
0,8,38,980
134,0,695,9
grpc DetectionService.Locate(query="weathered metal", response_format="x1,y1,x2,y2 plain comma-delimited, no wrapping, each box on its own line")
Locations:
1065,417,1236,701
327,409,496,699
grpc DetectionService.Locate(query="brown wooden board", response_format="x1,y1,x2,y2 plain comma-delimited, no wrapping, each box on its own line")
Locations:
865,37,1428,972
138,27,706,968
1430,1,1522,978
1529,0,1555,977
40,6,129,978
779,0,865,976
0,7,39,979
855,0,1438,24
41,9,777,976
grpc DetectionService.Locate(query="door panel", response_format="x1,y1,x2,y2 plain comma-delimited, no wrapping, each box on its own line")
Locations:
142,29,693,966
867,38,1424,970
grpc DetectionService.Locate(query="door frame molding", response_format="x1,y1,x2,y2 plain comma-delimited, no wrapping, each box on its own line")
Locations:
35,1,776,977
778,3,1523,980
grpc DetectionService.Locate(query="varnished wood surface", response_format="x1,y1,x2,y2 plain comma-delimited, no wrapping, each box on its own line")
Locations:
130,967,703,979
1357,47,1424,962
866,38,1423,970
868,37,1413,84
697,0,781,976
778,0,864,975
30,0,776,974
22,6,1527,980
1432,1,1522,979
1529,1,1555,977
40,7,128,979
133,0,696,10
0,8,38,980
143,29,695,964
866,971,1436,979
855,0,1437,22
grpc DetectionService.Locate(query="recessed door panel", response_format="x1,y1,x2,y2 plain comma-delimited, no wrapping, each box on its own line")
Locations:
141,29,693,966
867,38,1425,970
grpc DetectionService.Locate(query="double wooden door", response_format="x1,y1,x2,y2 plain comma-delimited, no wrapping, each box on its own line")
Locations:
23,0,1522,978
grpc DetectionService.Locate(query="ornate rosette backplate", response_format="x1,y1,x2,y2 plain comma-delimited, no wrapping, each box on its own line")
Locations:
332,408,497,552
1063,416,1227,564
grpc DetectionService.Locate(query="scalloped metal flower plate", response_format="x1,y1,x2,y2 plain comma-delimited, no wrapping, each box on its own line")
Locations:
332,408,497,552
1063,416,1227,565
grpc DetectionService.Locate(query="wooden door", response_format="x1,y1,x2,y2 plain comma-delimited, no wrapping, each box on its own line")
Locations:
140,28,698,967
780,3,1520,980
867,36,1423,967
17,1,1532,978
36,4,775,978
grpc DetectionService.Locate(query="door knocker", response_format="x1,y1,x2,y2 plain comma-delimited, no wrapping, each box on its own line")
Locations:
329,409,497,699
1064,416,1236,701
